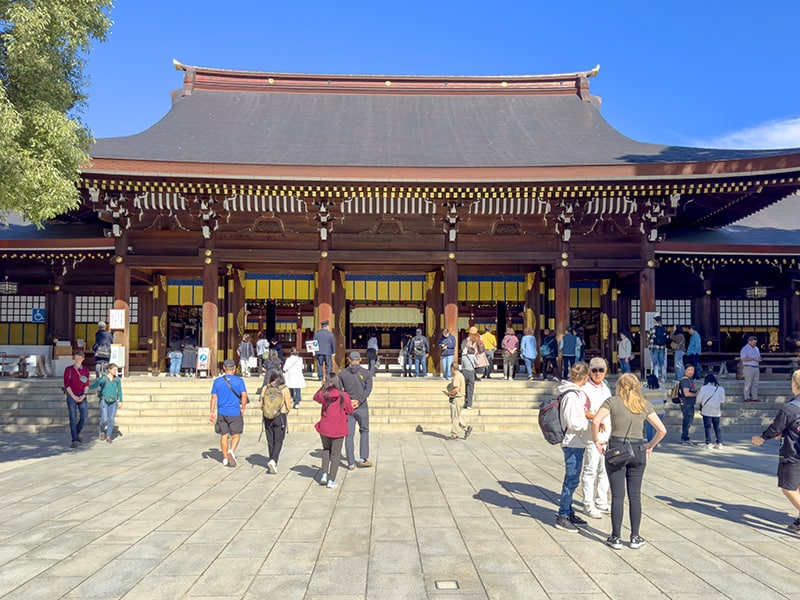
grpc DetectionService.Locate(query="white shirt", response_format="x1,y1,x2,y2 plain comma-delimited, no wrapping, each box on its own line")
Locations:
583,379,612,442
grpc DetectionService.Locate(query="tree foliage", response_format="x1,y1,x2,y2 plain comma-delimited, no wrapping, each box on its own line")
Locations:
0,1,113,224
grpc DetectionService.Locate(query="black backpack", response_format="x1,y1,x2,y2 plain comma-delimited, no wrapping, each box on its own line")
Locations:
653,325,668,346
538,391,573,445
412,336,426,357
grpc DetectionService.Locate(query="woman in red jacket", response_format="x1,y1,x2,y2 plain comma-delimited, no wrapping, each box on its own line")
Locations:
314,373,355,489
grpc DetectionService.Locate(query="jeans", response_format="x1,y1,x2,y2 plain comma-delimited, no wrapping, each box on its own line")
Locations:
462,368,475,408
619,358,631,373
651,349,665,379
522,356,534,378
703,415,722,445
681,401,696,441
484,349,495,377
606,439,647,538
99,400,118,439
168,351,182,376
581,441,610,509
674,350,685,380
66,396,88,442
316,353,332,380
264,413,287,463
345,403,370,466
367,348,378,375
413,355,427,377
290,387,301,406
441,354,454,379
95,359,108,378
561,355,576,380
558,446,585,516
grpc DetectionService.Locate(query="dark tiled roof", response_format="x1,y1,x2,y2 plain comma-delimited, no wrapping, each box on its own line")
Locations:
91,71,797,168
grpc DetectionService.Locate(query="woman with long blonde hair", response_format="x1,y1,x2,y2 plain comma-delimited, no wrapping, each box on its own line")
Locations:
592,373,666,550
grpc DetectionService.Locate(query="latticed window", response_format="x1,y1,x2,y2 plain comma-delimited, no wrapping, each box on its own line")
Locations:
631,299,692,326
0,296,46,321
75,296,138,323
720,300,779,326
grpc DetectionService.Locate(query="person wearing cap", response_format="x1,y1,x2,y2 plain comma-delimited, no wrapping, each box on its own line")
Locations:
648,316,668,382
443,362,472,440
313,320,336,381
92,320,113,378
580,357,612,519
410,328,430,378
210,359,248,467
339,350,373,469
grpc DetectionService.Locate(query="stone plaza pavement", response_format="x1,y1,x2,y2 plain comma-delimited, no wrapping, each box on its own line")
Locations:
0,429,798,600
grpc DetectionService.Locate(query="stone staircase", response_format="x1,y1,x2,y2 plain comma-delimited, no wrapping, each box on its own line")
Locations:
0,374,795,436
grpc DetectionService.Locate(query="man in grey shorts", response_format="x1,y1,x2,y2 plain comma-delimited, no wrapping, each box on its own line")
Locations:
210,359,248,467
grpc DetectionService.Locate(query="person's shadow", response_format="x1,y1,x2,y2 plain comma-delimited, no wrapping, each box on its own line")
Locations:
654,494,795,535
201,447,224,464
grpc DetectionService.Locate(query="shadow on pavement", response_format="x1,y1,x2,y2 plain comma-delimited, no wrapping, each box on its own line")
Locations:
655,494,794,535
0,433,87,464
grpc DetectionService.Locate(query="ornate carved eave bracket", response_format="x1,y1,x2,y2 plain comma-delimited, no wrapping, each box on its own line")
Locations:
315,200,336,241
195,196,219,239
89,187,131,238
442,202,464,242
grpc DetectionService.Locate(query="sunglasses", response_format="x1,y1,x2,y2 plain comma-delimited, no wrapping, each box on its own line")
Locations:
591,368,606,373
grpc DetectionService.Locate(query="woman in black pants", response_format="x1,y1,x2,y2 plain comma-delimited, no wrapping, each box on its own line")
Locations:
592,373,666,550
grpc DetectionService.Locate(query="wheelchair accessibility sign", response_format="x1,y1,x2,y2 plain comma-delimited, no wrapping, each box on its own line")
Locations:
31,308,46,323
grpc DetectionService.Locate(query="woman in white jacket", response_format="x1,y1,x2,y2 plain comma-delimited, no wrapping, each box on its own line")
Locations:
283,348,307,409
697,373,726,449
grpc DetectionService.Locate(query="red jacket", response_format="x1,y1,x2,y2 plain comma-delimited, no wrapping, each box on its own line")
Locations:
63,364,90,397
314,387,354,438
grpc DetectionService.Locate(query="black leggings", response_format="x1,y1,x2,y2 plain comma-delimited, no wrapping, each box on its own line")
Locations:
605,439,647,538
264,414,287,463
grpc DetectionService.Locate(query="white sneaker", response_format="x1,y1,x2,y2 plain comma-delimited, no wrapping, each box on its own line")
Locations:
267,459,277,474
596,505,611,514
705,443,715,450
222,458,228,466
320,473,328,485
584,506,603,519
227,450,237,467
326,479,337,489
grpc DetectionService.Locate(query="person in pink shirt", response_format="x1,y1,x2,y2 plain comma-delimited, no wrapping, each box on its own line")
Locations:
63,350,91,448
314,374,355,489
501,327,519,380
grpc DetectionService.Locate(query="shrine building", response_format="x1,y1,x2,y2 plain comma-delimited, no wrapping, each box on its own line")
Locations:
2,61,800,375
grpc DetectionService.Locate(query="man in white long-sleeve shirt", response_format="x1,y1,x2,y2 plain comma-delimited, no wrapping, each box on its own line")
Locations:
555,361,591,532
581,357,612,518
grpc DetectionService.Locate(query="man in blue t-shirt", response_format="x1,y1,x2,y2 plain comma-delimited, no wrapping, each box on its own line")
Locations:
210,359,248,467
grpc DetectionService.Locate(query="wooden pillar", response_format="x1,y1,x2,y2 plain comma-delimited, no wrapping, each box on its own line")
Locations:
700,277,717,352
443,257,458,339
332,267,346,371
112,240,131,374
46,270,73,345
426,269,444,374
639,266,656,378
317,253,332,330
202,258,219,376
599,278,613,366
790,282,800,352
524,270,541,333
226,267,245,365
554,266,570,376
153,274,168,375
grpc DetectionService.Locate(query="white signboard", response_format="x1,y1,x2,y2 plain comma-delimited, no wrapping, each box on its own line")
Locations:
305,340,319,354
197,347,210,371
110,344,125,368
108,309,126,330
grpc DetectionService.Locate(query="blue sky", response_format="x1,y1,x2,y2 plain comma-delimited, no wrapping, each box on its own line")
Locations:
83,0,800,149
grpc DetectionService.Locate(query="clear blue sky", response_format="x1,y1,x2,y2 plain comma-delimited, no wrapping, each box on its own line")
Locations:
83,0,800,150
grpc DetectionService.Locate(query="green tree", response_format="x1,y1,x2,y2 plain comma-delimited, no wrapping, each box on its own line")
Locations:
0,1,113,224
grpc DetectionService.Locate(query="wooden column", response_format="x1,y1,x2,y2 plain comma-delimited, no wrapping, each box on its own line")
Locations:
700,277,717,352
639,266,656,378
112,237,131,374
332,267,346,371
790,282,800,352
153,274,168,374
202,258,219,376
524,270,541,333
554,266,570,375
317,253,332,331
443,257,458,339
426,269,444,374
226,267,246,364
46,270,73,345
599,278,613,366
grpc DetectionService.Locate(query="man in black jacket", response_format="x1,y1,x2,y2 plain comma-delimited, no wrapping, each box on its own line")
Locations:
339,351,374,470
752,370,800,533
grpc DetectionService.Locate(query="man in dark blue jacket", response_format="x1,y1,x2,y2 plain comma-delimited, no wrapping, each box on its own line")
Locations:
339,351,373,470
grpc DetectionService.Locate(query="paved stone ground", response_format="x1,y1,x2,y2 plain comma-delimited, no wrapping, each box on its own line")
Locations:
0,428,798,599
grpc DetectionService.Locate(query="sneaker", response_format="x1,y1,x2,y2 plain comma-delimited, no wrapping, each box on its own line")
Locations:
105,437,112,444
320,473,328,486
326,479,337,489
70,441,78,449
464,425,473,439
99,432,105,441
715,443,723,449
787,518,800,533
358,459,373,468
293,403,299,409
584,506,603,519
77,435,83,443
606,535,623,550
347,464,356,471
222,458,228,466
629,535,647,549
596,505,611,514
705,443,715,450
267,459,277,474
555,515,578,532
569,512,588,527
227,450,237,467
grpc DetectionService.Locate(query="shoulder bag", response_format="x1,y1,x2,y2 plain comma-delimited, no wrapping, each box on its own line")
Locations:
605,421,635,467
